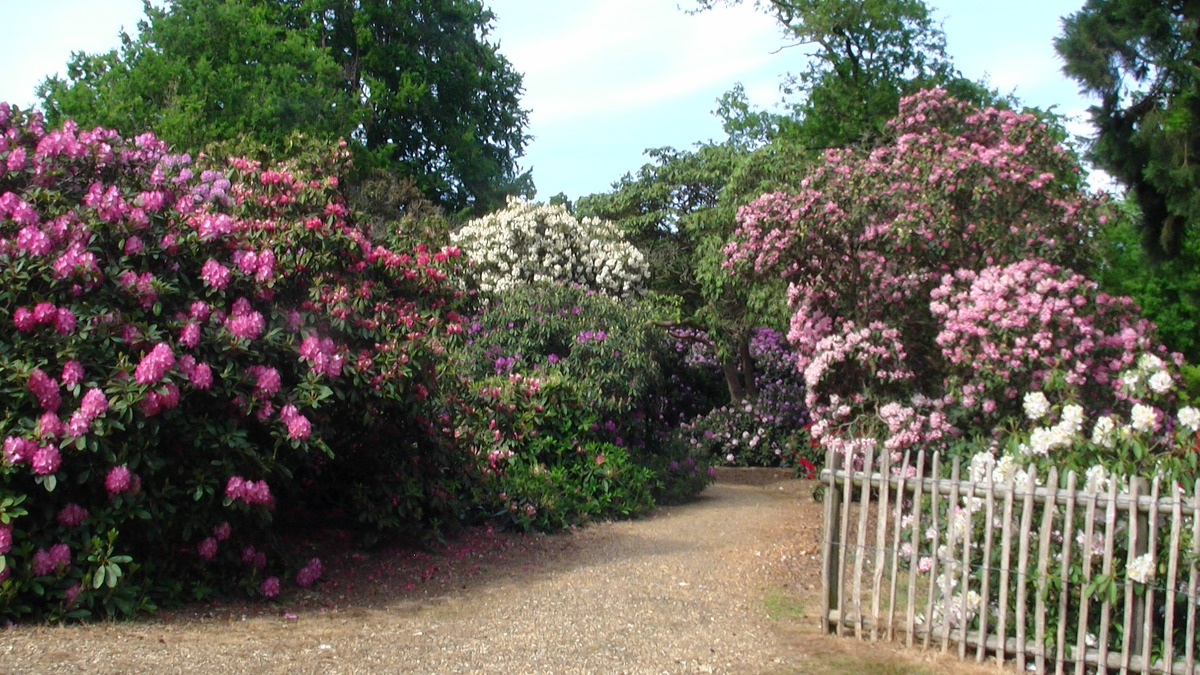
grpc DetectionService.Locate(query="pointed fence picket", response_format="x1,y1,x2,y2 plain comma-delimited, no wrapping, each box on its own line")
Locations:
819,449,1200,674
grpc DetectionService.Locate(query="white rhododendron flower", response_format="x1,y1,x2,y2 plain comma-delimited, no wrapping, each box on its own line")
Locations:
1130,404,1158,433
1127,553,1155,584
1022,391,1050,421
1178,406,1200,432
1090,415,1117,448
452,198,648,297
1148,370,1173,394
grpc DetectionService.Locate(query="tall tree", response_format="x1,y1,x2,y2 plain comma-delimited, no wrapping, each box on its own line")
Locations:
694,0,993,148
1057,0,1200,259
38,0,530,213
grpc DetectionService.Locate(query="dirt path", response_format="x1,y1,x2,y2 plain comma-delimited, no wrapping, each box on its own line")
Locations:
1,471,1004,674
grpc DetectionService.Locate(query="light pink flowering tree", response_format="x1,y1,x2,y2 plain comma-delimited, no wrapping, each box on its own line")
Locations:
724,89,1168,458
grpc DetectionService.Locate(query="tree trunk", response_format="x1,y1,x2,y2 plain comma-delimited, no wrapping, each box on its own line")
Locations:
721,357,745,403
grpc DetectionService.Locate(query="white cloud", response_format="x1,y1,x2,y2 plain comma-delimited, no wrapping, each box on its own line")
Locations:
493,0,782,125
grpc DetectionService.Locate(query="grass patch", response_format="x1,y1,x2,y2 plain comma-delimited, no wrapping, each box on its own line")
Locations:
764,589,805,620
817,656,935,674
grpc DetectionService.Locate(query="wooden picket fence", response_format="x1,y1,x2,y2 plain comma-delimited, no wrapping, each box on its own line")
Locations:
820,447,1200,674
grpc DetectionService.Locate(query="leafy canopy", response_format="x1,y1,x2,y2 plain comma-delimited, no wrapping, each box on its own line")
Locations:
1057,0,1200,259
37,0,530,214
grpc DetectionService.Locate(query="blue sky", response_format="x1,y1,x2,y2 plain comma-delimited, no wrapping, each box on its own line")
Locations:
0,1,1098,200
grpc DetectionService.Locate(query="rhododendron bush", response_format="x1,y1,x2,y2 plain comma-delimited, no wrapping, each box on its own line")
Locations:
451,198,648,297
0,104,471,620
439,283,715,525
723,89,1174,462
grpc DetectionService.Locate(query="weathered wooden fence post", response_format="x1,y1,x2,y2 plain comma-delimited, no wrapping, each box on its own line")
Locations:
821,447,843,634
1129,476,1151,658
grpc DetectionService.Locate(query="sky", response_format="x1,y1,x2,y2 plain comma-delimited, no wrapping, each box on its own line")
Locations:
0,0,1099,200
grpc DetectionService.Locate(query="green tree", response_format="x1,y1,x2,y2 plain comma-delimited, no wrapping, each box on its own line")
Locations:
37,0,529,213
1057,0,1200,259
694,0,994,148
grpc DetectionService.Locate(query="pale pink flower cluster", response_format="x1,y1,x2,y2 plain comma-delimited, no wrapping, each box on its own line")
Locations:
226,475,272,505
117,269,158,308
247,365,282,395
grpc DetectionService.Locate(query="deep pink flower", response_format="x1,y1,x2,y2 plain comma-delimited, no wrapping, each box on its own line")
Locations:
179,321,201,348
6,145,27,171
32,543,70,576
213,521,231,541
3,436,35,464
0,523,11,555
295,558,322,588
134,342,175,384
79,387,109,419
197,537,218,561
61,360,84,387
12,307,35,332
200,259,231,290
188,362,213,390
32,302,57,324
37,412,63,439
28,368,61,412
64,583,82,605
261,576,281,598
16,225,51,255
249,366,281,394
105,465,133,495
124,235,144,255
56,503,89,527
53,307,76,334
189,300,211,321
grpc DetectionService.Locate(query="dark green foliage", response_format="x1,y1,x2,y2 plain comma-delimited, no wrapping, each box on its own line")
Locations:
37,0,530,213
1057,0,1200,259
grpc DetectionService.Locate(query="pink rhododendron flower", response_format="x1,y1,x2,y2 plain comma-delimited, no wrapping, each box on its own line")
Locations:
37,412,63,439
12,307,35,332
226,476,272,505
16,225,51,255
197,537,218,561
61,360,84,386
242,545,267,570
179,321,201,348
28,368,61,412
53,307,76,334
56,503,89,527
134,342,175,384
0,523,11,555
31,444,61,475
200,259,231,290
189,362,213,390
124,235,144,255
3,436,35,464
105,465,133,495
32,543,70,576
213,521,231,541
32,302,57,324
261,576,281,598
248,365,281,394
189,300,211,321
295,558,322,588
64,583,82,606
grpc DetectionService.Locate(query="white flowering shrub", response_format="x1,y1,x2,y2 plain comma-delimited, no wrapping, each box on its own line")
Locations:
451,198,648,297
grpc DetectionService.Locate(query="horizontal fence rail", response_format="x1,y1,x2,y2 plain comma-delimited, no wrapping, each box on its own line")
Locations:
820,447,1200,675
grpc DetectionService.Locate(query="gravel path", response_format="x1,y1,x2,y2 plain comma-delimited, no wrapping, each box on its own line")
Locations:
0,471,999,674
